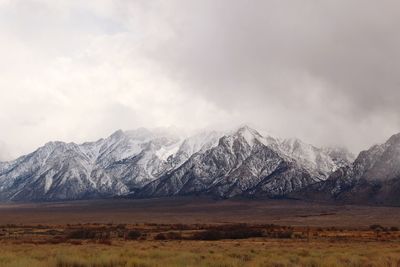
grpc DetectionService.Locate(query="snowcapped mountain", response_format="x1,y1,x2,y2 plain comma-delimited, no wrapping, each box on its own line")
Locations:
0,127,221,201
275,138,349,179
322,147,355,169
0,125,353,202
136,126,352,199
292,133,400,205
0,141,129,201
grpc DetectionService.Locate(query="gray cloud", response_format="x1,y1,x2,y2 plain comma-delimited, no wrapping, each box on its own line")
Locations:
0,0,399,158
155,0,400,110
149,0,400,150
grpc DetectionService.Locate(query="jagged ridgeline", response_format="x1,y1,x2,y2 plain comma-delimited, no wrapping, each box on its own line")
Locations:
0,126,355,202
292,133,400,206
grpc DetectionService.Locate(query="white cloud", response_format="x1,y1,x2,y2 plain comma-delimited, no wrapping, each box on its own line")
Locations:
0,2,228,158
0,0,400,159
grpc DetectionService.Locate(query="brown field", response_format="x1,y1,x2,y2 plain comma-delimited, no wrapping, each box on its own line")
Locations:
1,197,400,266
1,240,400,267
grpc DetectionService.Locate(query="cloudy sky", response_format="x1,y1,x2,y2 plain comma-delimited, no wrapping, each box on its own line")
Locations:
0,0,400,160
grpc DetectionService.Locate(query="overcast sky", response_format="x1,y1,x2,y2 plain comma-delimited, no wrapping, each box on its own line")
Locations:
1,0,400,160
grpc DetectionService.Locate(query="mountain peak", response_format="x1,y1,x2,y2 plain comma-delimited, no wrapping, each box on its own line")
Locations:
42,141,70,151
109,129,125,139
386,132,400,146
236,125,258,133
234,125,263,145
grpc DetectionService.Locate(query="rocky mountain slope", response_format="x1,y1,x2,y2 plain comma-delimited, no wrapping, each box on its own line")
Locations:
0,126,353,202
292,133,400,205
0,128,218,201
136,126,352,198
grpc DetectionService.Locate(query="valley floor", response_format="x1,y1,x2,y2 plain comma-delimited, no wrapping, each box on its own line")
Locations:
1,198,400,266
1,197,400,227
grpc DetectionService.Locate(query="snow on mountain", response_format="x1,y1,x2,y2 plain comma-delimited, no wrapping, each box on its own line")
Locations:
137,126,349,199
292,132,400,205
6,140,136,200
0,125,354,202
163,130,222,170
0,127,221,201
276,138,353,180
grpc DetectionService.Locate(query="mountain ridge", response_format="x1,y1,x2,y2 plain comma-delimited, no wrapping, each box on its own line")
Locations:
0,125,355,202
291,132,400,206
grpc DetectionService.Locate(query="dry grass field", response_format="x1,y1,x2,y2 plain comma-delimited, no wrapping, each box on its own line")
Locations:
1,198,400,266
1,239,400,267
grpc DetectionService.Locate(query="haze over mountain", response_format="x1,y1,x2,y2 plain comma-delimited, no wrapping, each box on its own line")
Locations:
0,126,354,202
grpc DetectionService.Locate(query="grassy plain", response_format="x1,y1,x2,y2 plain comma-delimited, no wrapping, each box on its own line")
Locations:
1,198,400,266
1,239,400,267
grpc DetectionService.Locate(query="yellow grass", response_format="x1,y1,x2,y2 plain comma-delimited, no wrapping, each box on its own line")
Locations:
1,240,400,267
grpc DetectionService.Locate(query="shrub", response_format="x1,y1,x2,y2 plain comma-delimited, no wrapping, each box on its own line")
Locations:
275,231,293,239
67,229,97,239
154,233,167,240
370,224,385,231
191,228,263,240
165,232,182,240
47,236,68,244
126,230,142,240
116,224,127,230
192,230,223,240
152,232,182,240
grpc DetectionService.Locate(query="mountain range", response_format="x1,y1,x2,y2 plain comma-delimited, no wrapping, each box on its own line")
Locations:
1,125,398,205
